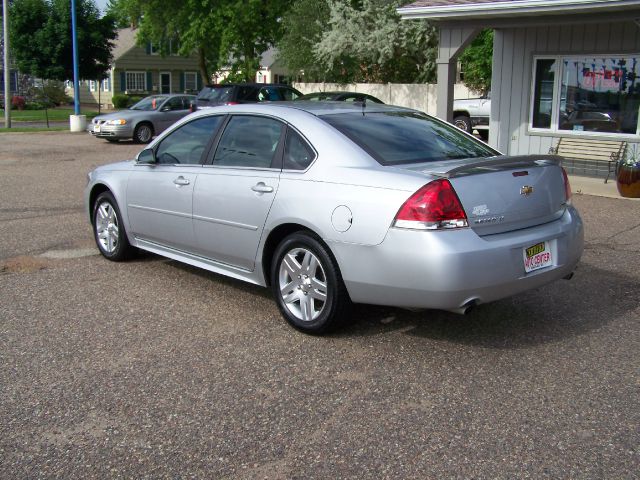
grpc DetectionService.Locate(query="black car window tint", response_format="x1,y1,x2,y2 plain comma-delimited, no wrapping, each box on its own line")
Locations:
156,115,225,165
237,86,258,101
258,87,281,102
283,129,315,170
322,112,497,166
213,116,284,168
165,97,183,110
280,88,299,101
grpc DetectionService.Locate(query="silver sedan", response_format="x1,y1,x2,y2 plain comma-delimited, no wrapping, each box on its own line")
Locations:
89,94,196,143
85,102,584,333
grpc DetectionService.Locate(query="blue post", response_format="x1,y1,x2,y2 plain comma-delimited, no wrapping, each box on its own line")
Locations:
71,0,80,115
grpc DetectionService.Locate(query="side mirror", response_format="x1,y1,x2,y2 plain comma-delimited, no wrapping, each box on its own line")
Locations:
136,148,156,164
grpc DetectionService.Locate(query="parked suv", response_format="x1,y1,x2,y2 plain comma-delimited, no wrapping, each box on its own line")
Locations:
453,93,491,141
195,83,302,108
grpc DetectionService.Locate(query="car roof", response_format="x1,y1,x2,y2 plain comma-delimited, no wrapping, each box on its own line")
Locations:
202,83,295,88
191,100,412,118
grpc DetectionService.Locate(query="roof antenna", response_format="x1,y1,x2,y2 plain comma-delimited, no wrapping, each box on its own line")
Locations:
361,96,366,116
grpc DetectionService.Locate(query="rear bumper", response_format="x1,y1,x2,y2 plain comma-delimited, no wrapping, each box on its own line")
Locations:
330,206,583,311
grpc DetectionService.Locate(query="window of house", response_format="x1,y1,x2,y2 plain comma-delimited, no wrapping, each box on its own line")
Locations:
184,72,197,92
126,71,146,92
530,55,640,136
89,80,97,92
102,77,111,92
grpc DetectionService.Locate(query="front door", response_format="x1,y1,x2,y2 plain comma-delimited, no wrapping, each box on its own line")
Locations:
126,115,226,252
160,72,171,94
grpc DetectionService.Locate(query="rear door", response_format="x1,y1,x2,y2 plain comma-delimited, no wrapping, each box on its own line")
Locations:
192,114,285,270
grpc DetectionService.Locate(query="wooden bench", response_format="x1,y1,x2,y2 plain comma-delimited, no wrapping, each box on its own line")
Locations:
549,137,627,183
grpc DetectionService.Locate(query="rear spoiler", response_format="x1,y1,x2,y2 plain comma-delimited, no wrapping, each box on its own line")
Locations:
433,155,561,179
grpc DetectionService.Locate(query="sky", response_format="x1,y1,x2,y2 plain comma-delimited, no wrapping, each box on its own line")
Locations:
95,0,109,14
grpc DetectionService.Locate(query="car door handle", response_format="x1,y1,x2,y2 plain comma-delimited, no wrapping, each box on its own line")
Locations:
251,182,274,193
173,176,190,186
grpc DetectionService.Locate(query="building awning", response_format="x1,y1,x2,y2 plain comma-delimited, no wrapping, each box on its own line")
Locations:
398,0,640,21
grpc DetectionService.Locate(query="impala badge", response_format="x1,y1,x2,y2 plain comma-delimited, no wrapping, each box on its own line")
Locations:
520,185,534,196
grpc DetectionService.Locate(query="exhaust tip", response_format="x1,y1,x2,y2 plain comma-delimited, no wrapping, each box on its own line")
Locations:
448,299,478,315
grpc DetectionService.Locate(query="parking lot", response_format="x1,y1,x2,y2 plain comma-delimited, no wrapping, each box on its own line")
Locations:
1,132,638,478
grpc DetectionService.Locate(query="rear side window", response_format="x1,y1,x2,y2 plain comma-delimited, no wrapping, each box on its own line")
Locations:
257,87,281,102
156,115,225,165
213,116,284,168
283,129,315,170
279,87,301,101
196,86,233,102
321,112,497,166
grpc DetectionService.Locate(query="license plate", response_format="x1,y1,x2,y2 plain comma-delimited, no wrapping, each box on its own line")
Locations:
523,241,552,273
93,125,101,132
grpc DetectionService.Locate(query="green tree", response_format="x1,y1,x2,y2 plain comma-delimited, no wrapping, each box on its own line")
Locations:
9,0,117,81
313,0,437,83
276,0,335,82
459,29,493,95
109,0,292,84
109,0,223,84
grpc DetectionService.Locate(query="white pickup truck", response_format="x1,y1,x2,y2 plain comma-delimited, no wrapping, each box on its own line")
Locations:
453,95,490,141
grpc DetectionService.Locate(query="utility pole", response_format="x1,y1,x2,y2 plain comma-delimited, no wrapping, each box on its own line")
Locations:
69,0,86,131
3,0,11,128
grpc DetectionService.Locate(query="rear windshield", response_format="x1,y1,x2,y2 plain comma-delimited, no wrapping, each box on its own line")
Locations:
321,111,497,166
196,86,234,103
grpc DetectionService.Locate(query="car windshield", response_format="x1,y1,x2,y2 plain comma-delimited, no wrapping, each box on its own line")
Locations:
196,87,234,102
321,111,497,166
130,96,168,111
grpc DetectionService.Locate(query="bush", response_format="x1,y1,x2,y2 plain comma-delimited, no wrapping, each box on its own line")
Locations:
42,80,71,106
12,96,26,110
24,102,49,110
112,94,130,109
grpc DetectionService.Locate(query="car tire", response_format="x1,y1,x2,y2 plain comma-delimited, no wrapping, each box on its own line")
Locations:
105,138,119,143
453,115,472,133
92,191,134,261
271,232,350,334
133,123,154,144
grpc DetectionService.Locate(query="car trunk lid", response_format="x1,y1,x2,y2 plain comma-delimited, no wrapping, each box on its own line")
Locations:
399,155,568,236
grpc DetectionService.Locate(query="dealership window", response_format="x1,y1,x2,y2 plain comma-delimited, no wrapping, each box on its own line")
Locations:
531,55,640,136
184,72,197,92
126,71,146,92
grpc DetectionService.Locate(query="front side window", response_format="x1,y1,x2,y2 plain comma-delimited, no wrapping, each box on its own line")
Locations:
531,55,640,135
130,95,168,111
126,71,146,92
163,96,187,111
155,115,225,165
322,112,497,166
279,87,300,101
213,116,284,168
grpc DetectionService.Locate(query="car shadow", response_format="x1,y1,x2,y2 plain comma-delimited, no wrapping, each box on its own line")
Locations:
334,263,638,349
132,255,637,348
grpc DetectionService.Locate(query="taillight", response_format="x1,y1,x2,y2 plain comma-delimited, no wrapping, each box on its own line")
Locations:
224,101,239,105
393,179,468,230
561,167,572,203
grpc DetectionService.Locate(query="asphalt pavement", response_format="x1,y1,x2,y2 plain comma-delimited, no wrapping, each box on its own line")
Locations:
1,132,638,479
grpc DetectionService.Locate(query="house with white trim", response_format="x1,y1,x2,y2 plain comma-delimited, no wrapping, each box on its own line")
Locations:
69,28,202,109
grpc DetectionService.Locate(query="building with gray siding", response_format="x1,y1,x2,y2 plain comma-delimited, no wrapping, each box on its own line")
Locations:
399,0,640,177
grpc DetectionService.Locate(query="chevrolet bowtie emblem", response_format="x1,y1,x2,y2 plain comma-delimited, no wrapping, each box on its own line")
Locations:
520,185,534,196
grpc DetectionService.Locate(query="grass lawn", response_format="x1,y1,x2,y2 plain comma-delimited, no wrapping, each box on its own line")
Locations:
0,127,69,133
0,107,100,122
